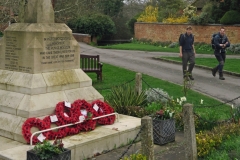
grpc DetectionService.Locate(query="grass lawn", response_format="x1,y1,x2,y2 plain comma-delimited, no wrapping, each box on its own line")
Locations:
160,57,240,74
87,63,231,121
204,135,240,160
98,43,218,54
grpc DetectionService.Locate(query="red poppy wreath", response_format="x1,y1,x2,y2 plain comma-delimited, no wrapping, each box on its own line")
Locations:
91,100,116,125
55,101,80,126
22,117,49,144
72,99,97,131
43,115,68,140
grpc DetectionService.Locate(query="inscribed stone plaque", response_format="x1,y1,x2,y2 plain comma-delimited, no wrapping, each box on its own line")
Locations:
1,23,80,74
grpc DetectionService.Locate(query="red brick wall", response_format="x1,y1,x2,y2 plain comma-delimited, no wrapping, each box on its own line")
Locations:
134,23,240,44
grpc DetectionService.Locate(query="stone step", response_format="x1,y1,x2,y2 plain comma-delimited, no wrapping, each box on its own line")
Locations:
0,114,141,160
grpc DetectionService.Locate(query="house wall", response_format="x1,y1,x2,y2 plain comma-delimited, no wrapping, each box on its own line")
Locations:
134,23,240,44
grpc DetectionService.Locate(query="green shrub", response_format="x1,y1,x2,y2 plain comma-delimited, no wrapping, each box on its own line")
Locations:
232,105,240,123
33,140,64,160
196,123,240,158
106,84,147,114
168,42,178,48
227,44,240,54
190,12,211,25
125,106,150,118
190,2,215,25
145,101,163,113
144,88,170,104
121,153,147,160
127,13,141,35
67,13,116,38
220,10,240,24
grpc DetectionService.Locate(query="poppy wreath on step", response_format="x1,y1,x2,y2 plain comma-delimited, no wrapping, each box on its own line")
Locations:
43,116,67,140
91,100,116,125
22,117,49,144
64,126,80,136
55,101,80,126
72,99,97,131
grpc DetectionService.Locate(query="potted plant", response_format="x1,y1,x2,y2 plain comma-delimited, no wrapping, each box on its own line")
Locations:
152,107,175,145
27,138,71,160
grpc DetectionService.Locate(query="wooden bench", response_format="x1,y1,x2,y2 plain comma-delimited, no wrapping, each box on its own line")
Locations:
80,54,103,80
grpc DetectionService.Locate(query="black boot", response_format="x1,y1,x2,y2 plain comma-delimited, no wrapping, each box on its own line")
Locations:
211,67,218,77
219,72,225,80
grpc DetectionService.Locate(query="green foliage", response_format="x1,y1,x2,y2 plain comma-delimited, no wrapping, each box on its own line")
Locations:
145,88,170,104
210,0,240,23
96,0,124,18
33,140,64,160
67,13,116,38
206,135,240,159
126,13,141,35
183,5,197,18
189,2,215,25
220,10,240,24
106,83,147,115
157,0,185,22
168,42,178,48
145,101,163,113
232,105,240,123
227,44,240,54
121,153,147,160
152,106,175,120
196,123,240,157
124,106,150,118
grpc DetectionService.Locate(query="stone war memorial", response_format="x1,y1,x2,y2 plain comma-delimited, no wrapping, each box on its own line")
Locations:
0,0,104,145
0,0,141,159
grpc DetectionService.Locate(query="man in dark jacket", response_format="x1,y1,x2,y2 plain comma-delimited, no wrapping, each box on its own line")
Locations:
212,27,230,80
179,26,196,80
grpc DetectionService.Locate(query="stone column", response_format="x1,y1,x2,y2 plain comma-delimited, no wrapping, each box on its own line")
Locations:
135,73,142,95
22,0,54,23
141,116,154,160
183,103,197,160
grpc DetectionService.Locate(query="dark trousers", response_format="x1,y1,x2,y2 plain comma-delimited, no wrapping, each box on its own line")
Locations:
214,52,226,73
182,50,195,76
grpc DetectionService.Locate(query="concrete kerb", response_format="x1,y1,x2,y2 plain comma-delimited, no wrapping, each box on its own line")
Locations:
153,57,240,77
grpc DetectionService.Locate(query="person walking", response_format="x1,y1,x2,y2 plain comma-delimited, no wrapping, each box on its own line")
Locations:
211,27,230,80
179,26,196,80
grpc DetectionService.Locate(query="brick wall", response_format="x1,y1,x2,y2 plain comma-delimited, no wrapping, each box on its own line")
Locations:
134,23,240,44
72,33,91,44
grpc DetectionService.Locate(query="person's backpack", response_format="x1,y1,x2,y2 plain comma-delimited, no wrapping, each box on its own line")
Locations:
211,33,218,49
179,34,185,45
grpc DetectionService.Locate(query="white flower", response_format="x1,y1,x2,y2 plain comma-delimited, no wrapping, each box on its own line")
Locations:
177,98,179,102
232,104,234,109
200,99,203,104
181,96,187,102
179,101,182,105
169,112,173,118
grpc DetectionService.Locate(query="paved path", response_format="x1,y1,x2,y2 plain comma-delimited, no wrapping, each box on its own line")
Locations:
79,42,240,106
